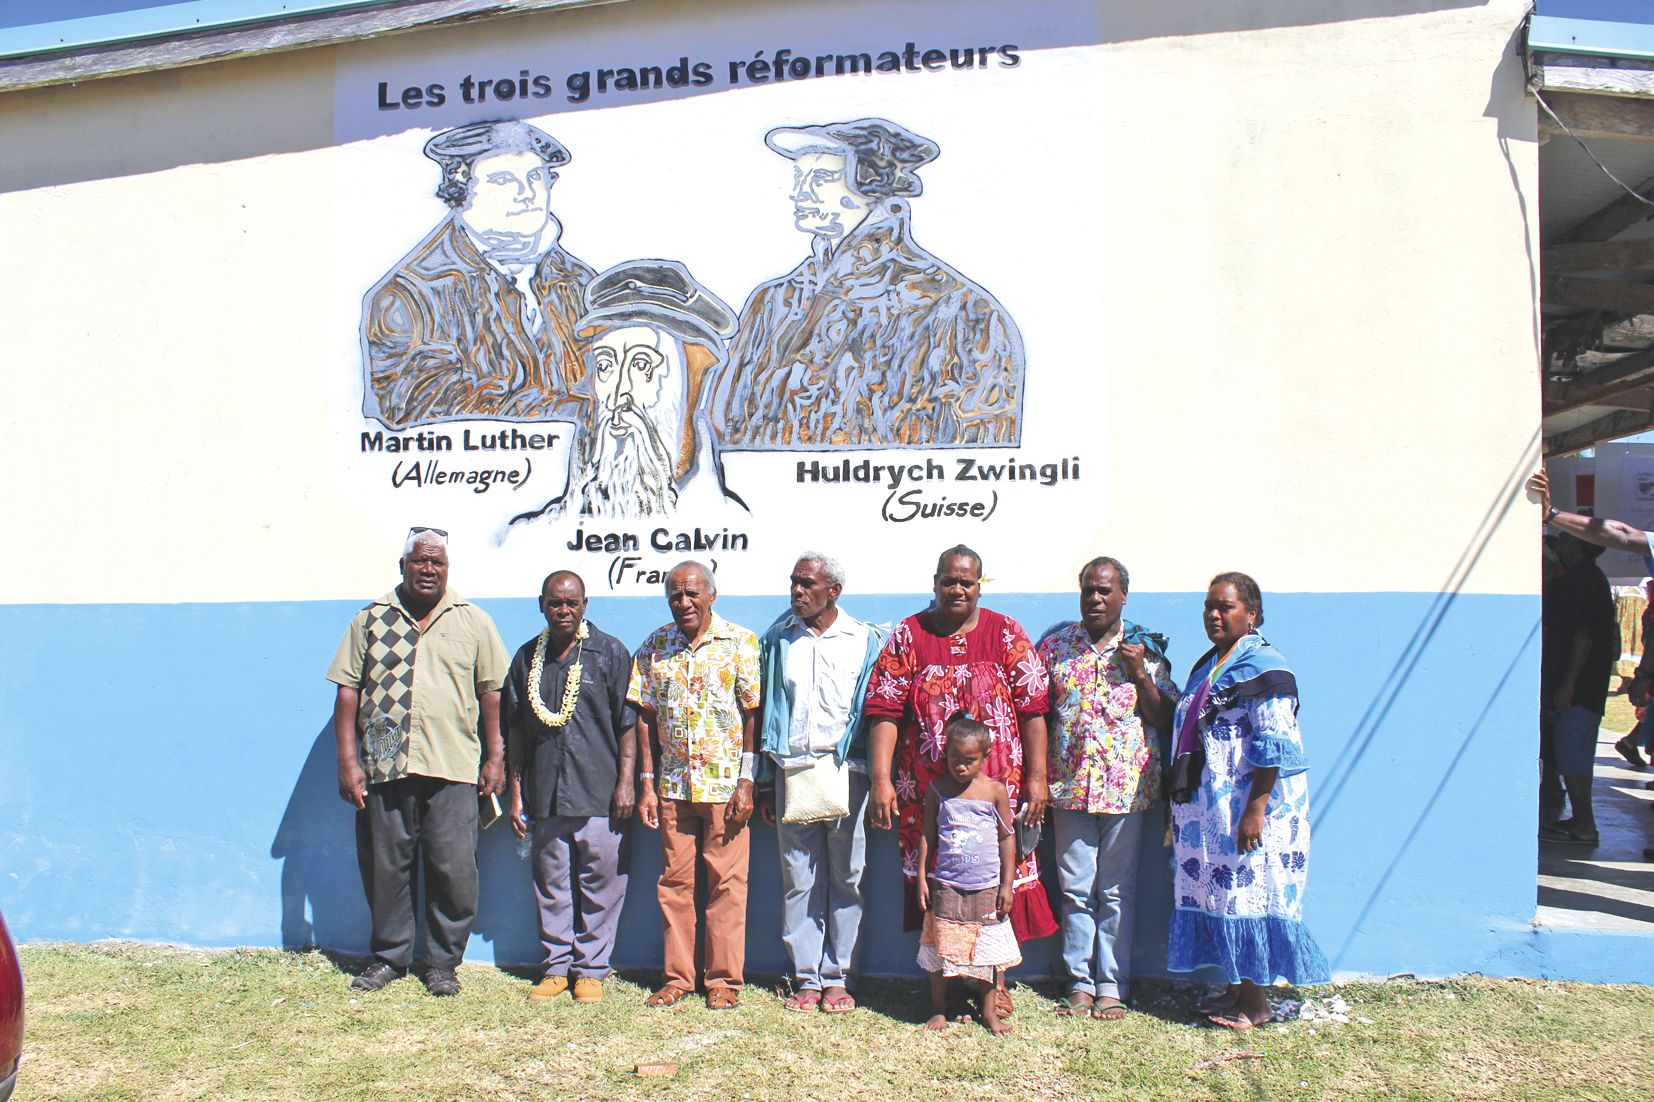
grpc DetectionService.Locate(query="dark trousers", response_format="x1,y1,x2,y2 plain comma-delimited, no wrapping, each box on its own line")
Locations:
355,776,479,970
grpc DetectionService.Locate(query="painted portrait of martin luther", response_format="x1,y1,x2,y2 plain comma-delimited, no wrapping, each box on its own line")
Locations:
361,119,596,429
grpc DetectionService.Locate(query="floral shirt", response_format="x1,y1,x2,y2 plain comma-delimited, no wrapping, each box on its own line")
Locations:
1039,622,1178,815
628,612,762,803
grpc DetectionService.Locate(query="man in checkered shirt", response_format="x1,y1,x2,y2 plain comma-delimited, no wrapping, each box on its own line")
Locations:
326,527,510,997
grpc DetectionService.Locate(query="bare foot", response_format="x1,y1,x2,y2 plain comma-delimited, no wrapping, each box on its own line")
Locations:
923,1014,948,1032
1196,987,1238,1014
1205,1007,1272,1031
983,1004,1012,1036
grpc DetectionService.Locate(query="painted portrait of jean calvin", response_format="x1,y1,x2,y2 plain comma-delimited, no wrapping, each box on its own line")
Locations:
512,260,748,523
706,117,1026,450
361,119,596,429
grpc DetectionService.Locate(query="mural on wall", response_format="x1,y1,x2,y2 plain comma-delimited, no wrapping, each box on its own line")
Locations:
361,119,595,428
360,115,1025,450
510,259,746,523
339,16,1100,592
707,118,1026,450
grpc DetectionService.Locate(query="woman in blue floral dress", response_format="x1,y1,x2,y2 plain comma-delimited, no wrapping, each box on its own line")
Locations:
1166,572,1328,1029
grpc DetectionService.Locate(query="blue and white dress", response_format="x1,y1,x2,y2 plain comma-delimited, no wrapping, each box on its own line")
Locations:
1167,634,1329,985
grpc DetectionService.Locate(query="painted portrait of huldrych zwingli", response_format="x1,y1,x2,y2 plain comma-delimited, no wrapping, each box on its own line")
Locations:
707,117,1027,450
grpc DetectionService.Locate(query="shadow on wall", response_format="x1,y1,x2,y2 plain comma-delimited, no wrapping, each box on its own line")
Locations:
268,720,1080,975
1315,430,1542,971
269,724,552,963
270,725,370,953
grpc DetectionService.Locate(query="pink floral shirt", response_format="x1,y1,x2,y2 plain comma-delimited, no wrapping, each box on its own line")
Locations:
1039,622,1178,815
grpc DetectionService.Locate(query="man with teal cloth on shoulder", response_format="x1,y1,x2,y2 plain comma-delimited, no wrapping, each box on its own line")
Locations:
1037,556,1177,1022
757,552,884,1014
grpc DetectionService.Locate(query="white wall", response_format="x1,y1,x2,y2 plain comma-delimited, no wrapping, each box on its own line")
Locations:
0,0,1540,604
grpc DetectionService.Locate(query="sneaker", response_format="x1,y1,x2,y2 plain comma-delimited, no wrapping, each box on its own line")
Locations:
424,967,461,997
529,974,569,1001
1614,737,1648,769
572,977,604,1003
349,962,403,993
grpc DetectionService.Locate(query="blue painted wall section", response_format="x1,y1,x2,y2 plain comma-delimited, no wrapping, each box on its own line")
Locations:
0,589,1579,978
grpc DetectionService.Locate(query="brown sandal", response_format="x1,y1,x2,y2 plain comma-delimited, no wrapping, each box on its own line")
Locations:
645,983,692,1008
706,984,740,1010
992,986,1014,1019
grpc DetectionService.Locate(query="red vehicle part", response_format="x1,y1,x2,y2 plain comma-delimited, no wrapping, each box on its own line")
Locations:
0,909,21,1102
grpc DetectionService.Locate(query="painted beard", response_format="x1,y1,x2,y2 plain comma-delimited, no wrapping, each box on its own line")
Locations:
564,383,687,518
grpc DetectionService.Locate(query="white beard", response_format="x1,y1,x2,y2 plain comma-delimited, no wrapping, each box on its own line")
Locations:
563,386,686,518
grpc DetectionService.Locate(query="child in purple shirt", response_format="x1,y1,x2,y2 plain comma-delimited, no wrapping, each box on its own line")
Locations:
916,714,1020,1035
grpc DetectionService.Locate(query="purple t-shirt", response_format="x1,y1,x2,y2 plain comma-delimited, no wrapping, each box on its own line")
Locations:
933,793,1008,891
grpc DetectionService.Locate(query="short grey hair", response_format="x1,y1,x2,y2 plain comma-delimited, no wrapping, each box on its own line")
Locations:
402,527,448,558
794,551,845,588
666,559,716,595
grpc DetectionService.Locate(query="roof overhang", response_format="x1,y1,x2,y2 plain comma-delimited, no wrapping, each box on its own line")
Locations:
1532,15,1654,456
0,0,624,93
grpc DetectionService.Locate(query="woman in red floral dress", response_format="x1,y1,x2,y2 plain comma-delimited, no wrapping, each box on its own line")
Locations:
866,545,1058,963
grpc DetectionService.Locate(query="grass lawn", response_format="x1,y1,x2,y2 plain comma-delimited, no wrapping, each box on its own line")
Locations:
1603,689,1638,738
14,943,1650,1101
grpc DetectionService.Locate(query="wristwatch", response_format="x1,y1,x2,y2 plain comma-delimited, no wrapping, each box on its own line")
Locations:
1546,506,1559,524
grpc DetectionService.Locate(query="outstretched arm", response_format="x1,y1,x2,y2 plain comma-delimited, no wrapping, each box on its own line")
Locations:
1529,470,1652,554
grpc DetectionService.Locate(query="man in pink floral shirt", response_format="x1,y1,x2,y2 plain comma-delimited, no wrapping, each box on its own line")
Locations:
1037,557,1177,1021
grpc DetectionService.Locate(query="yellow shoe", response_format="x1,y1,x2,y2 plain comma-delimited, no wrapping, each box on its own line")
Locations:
529,975,569,1001
572,977,604,1003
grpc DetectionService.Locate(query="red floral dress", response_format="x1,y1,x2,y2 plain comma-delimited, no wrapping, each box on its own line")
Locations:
864,608,1057,941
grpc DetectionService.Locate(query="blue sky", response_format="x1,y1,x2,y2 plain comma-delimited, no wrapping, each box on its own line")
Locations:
1542,0,1654,19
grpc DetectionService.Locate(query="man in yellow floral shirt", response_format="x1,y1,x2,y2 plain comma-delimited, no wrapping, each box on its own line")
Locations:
1037,557,1177,1022
629,561,762,1010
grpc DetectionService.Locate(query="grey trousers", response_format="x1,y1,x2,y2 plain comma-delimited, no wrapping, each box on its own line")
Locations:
531,814,631,979
1053,808,1144,1000
775,770,868,990
355,776,479,971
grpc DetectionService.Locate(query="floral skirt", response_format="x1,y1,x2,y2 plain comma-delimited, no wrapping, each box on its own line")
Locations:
917,913,1022,981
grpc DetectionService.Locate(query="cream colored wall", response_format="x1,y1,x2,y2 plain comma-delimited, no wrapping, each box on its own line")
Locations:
0,0,1540,603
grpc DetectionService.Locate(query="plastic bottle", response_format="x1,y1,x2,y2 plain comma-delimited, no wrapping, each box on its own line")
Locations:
515,816,532,861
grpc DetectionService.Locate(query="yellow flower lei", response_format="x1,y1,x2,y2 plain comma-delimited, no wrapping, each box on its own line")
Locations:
528,620,588,728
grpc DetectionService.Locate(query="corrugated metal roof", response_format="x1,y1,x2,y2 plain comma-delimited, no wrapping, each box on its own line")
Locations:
1531,15,1654,62
1540,127,1654,246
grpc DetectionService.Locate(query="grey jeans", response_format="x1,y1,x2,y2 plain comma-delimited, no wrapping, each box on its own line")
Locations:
775,769,868,990
1053,807,1144,1000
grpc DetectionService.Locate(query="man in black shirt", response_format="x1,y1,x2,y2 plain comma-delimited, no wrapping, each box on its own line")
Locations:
1539,533,1617,846
505,571,638,1001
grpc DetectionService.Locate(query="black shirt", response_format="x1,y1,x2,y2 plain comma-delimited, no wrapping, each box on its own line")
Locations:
1541,561,1617,717
504,621,636,819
